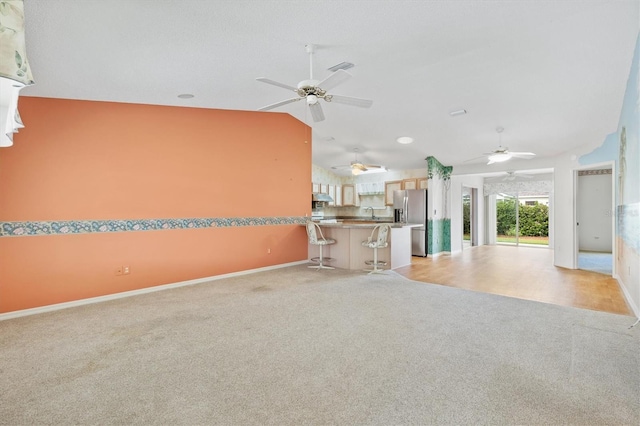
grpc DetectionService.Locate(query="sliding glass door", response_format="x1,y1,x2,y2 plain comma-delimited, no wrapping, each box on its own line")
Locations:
495,192,549,246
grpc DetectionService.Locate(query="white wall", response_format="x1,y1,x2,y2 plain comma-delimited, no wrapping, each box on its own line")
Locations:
553,153,582,269
577,172,613,252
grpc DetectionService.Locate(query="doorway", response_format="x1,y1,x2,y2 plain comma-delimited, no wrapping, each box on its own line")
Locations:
576,168,613,275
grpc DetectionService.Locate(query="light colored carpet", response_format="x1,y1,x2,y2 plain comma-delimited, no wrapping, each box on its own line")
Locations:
1,265,638,425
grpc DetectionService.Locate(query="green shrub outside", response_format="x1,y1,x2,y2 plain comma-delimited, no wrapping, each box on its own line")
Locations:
496,199,548,237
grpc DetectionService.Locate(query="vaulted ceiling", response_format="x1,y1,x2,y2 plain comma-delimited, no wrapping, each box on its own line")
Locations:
21,0,639,175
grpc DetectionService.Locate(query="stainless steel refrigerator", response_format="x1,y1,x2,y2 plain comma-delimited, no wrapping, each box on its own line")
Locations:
393,189,428,256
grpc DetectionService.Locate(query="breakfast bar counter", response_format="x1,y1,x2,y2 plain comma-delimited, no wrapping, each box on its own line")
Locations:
307,221,416,270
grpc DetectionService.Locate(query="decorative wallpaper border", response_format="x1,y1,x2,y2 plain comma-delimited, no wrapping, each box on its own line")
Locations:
0,216,308,237
426,156,453,181
578,169,612,176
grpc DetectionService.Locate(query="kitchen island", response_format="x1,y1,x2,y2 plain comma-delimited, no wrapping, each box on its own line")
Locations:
307,221,417,271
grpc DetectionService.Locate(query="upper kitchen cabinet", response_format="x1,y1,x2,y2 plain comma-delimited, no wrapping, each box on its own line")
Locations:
328,185,336,206
335,185,342,207
342,184,356,206
402,178,417,190
312,183,320,193
417,178,428,189
384,180,402,205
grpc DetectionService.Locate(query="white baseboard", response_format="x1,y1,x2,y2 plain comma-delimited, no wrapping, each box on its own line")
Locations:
614,273,640,319
0,260,309,321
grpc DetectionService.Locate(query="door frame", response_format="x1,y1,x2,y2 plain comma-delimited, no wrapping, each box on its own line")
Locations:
462,186,479,249
573,160,616,274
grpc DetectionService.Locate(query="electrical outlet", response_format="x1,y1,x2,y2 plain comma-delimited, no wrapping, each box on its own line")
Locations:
115,267,123,276
123,266,130,275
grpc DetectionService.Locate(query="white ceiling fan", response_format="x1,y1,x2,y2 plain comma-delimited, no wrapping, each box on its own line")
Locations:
331,148,386,175
256,44,373,122
486,171,535,182
466,127,536,165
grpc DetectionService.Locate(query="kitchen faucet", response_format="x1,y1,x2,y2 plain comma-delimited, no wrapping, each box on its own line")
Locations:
365,206,377,220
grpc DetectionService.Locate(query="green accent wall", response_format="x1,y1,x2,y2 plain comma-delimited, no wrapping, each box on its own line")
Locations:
426,155,453,255
427,219,451,254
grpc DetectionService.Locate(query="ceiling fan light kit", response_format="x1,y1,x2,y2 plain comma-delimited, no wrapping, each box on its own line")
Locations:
487,152,512,164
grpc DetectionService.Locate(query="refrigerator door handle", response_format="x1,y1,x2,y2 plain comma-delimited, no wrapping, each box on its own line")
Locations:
404,196,408,223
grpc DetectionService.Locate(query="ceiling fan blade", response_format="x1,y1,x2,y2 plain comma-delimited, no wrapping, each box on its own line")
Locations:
363,164,383,169
258,97,301,111
463,156,487,163
316,69,352,91
331,165,352,170
309,102,325,122
256,77,297,92
510,152,536,159
327,94,373,108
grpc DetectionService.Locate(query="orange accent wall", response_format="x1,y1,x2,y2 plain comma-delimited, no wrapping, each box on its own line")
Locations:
0,97,311,313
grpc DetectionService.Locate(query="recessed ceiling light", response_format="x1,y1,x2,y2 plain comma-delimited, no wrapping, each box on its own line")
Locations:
177,94,194,99
396,136,414,144
449,109,467,116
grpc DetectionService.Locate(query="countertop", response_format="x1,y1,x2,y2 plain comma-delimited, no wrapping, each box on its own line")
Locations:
312,220,421,229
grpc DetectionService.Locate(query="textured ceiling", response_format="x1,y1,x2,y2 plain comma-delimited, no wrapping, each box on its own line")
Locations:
20,0,639,176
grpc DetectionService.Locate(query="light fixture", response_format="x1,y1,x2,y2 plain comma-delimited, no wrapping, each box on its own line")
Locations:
487,152,512,163
449,109,467,117
396,136,414,144
351,168,362,176
306,94,318,105
0,0,34,148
